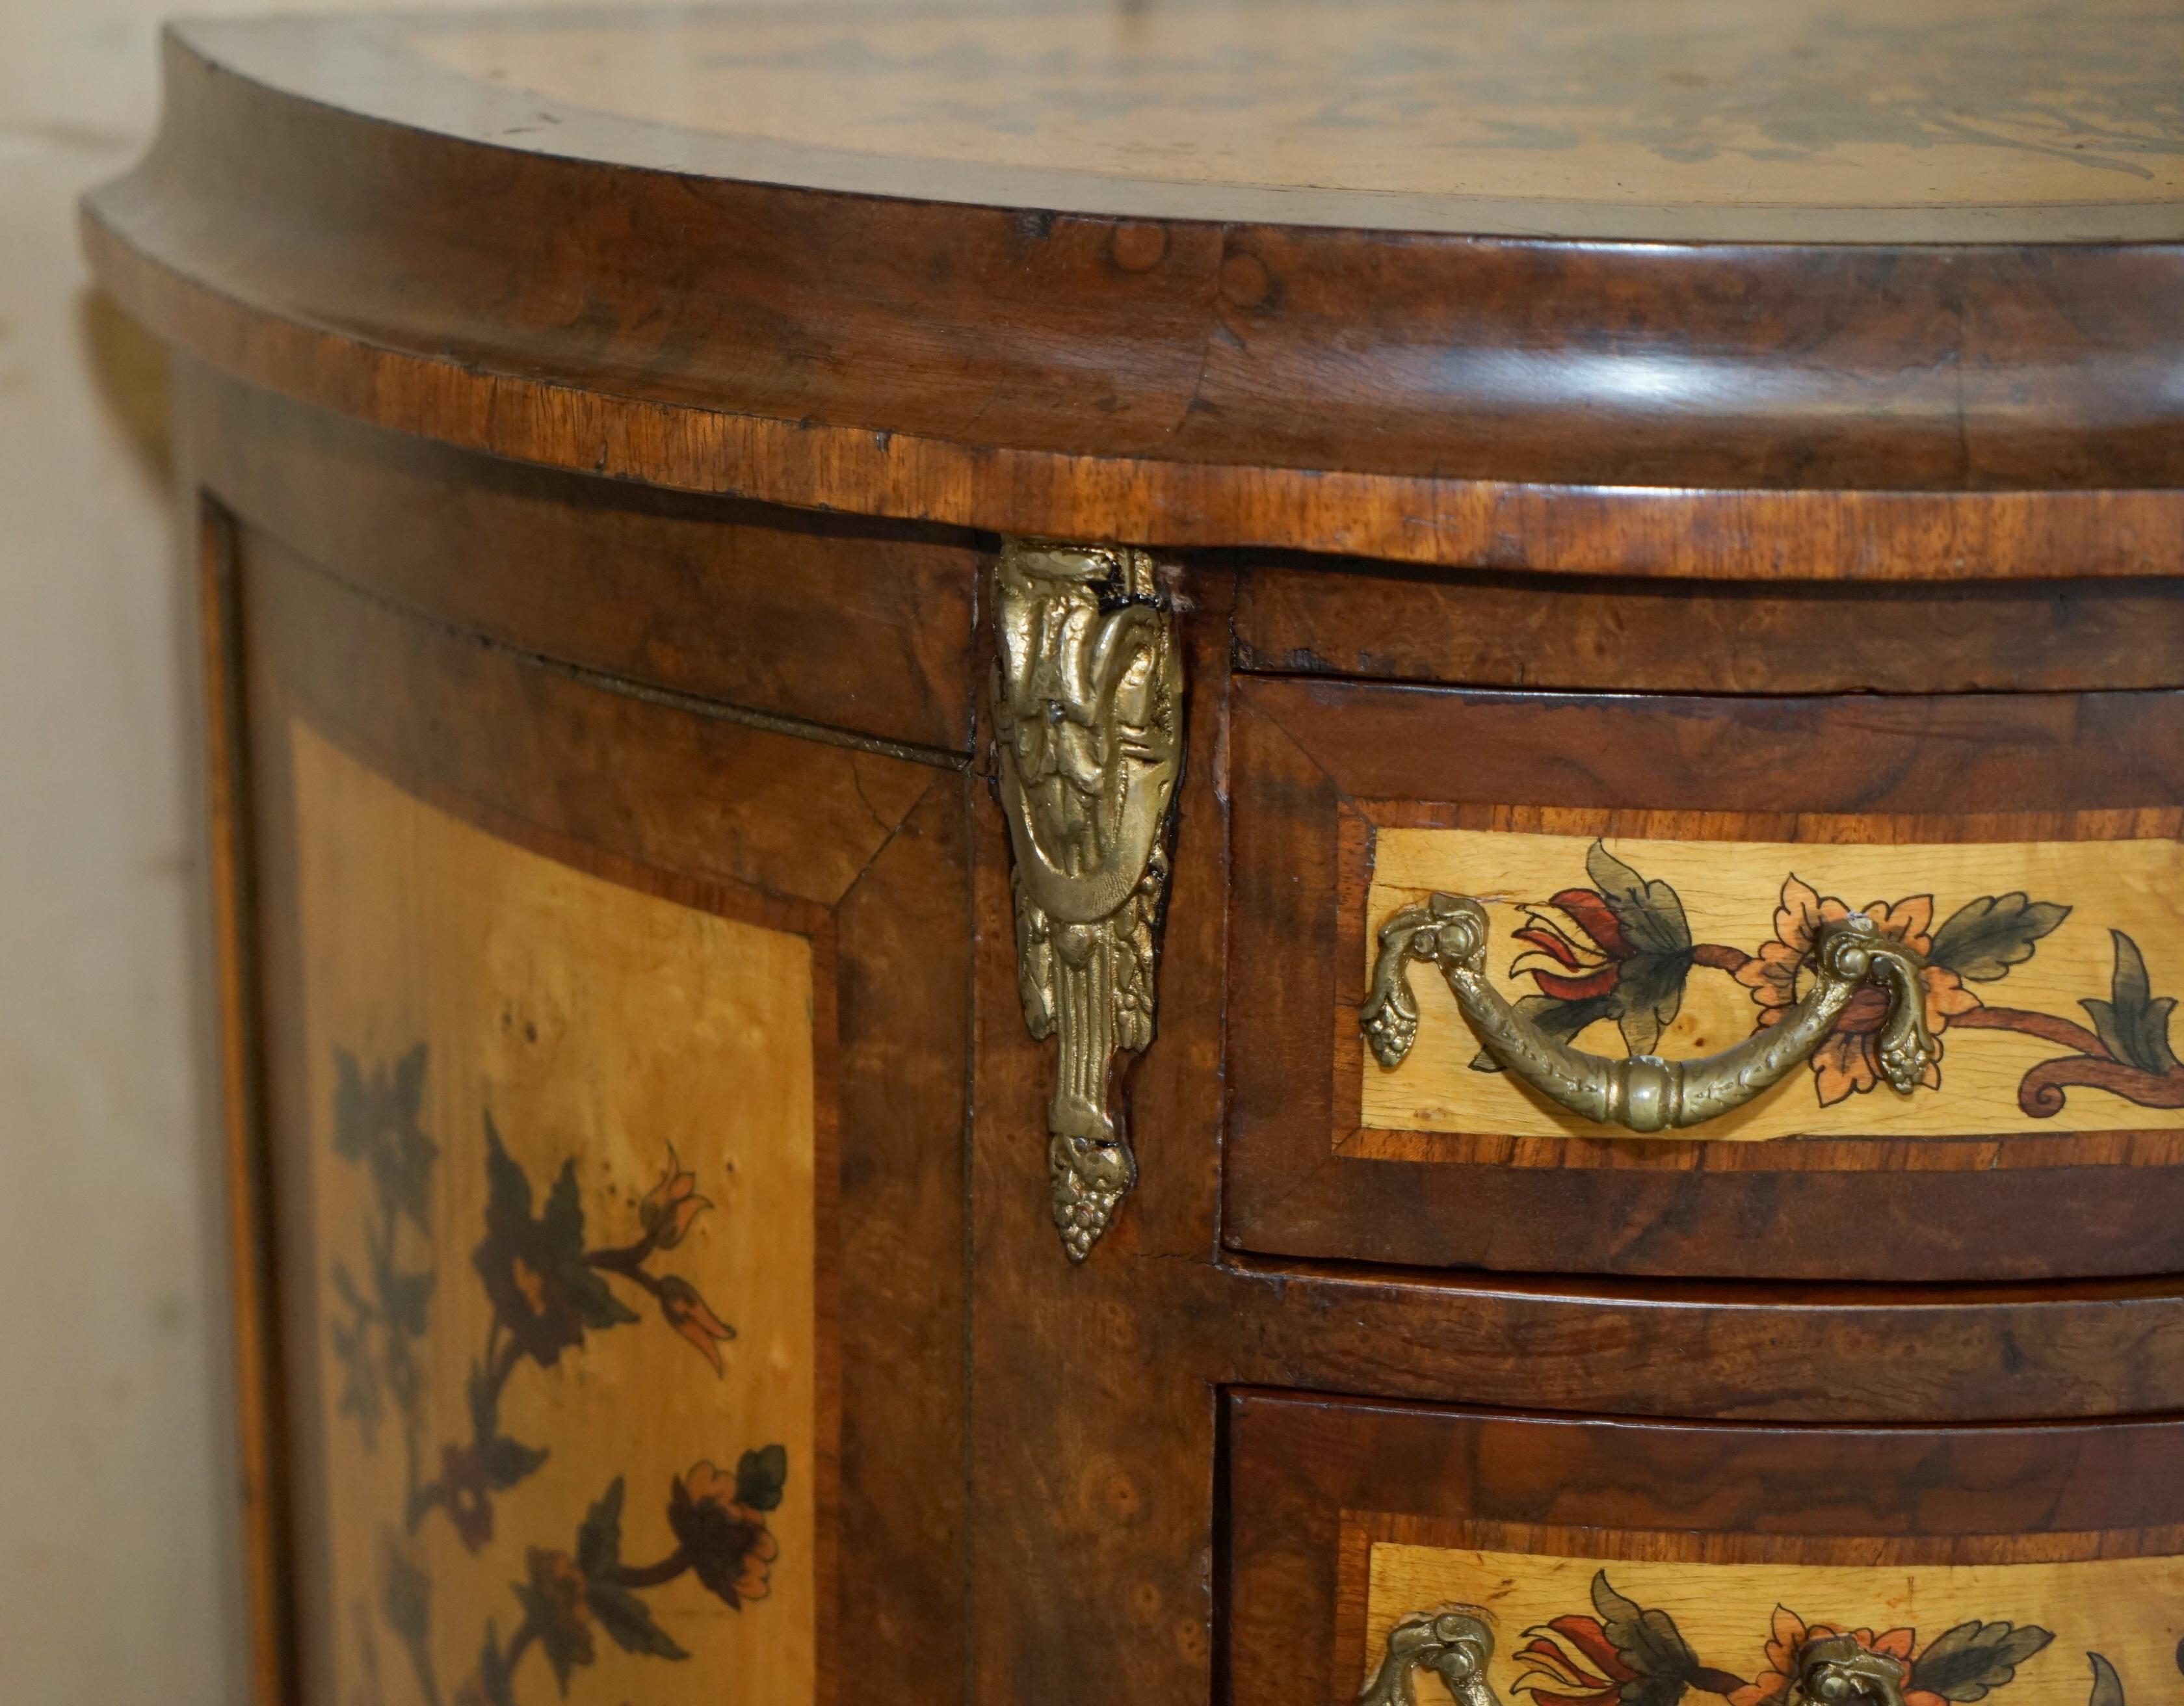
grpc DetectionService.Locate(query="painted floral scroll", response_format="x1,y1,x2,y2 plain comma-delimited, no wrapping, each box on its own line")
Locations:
1491,841,2181,1116
327,1044,786,1705
1366,1560,2180,1706
1508,1573,2053,1706
1361,826,2184,1140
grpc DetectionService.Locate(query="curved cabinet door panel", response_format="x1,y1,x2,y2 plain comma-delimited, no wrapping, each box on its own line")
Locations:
1226,676,2184,1281
1226,1389,2184,1706
289,722,822,1705
209,508,968,1706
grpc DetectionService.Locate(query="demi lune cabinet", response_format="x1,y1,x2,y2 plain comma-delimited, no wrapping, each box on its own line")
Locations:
82,6,2184,1705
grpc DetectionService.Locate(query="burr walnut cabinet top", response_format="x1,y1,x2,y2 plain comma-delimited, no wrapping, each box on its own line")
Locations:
83,0,2184,579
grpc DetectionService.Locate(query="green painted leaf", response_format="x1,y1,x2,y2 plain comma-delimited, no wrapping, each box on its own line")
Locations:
394,1043,428,1122
481,1114,532,1226
481,1434,549,1491
466,1358,499,1444
1587,841,1693,958
402,1479,443,1530
1472,992,1620,1071
1590,1570,1700,1706
542,1159,586,1262
2086,1653,2125,1706
735,1444,790,1512
389,1118,438,1233
1930,893,2071,982
383,1336,421,1416
379,1268,435,1341
586,1581,690,1662
576,1476,625,1580
333,1051,369,1162
1909,1621,2055,1701
379,1538,432,1645
476,1621,516,1706
2083,932,2181,1077
1616,951,1695,1058
330,1316,383,1446
328,1259,367,1315
510,1582,583,1696
564,1260,642,1331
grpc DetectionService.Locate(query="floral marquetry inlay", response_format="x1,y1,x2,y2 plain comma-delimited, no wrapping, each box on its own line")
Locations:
1362,1540,2184,1706
290,723,821,1706
1362,826,2184,1142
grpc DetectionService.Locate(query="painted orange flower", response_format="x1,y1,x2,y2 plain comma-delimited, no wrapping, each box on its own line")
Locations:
1730,1609,1941,1706
659,1274,736,1376
668,1456,782,1609
638,1145,711,1250
1735,878,1980,1105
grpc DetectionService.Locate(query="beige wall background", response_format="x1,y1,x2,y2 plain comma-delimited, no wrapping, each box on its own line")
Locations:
0,4,613,1699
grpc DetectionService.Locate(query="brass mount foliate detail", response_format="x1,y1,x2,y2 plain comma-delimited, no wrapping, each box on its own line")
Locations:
1359,1607,1499,1706
1362,893,1938,1132
991,538,1181,1261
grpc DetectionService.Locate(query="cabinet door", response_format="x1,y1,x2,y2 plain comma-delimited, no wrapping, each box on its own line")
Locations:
200,452,970,1706
1227,676,2184,1280
1228,1389,2184,1706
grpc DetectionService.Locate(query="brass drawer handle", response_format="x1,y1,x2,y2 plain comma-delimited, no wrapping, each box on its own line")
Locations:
1795,1635,1912,1706
1360,1608,1497,1706
1362,893,1938,1131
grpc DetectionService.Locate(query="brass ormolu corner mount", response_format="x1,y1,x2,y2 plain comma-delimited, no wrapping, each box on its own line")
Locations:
990,538,1181,1262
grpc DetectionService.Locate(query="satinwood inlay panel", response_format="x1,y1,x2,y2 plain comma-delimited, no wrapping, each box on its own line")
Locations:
291,722,824,1706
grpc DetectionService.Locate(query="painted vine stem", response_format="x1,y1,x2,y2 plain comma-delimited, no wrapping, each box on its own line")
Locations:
328,1045,787,1706
1478,841,2184,1114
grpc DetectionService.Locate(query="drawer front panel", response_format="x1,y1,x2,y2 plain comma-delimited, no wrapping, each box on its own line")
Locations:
1226,1392,2184,1706
1365,1542,2172,1706
1366,822,2184,1144
1226,678,2184,1280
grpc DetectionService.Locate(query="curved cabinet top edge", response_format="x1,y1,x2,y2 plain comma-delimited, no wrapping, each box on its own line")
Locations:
79,10,2184,579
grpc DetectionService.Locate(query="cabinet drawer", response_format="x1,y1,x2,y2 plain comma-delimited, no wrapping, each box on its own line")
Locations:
1226,677,2184,1281
1226,1390,2184,1706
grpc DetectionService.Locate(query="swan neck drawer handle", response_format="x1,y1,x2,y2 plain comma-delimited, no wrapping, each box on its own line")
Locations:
1360,893,1938,1132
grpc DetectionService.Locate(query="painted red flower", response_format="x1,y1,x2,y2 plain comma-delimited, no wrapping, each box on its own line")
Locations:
1504,843,1698,1059
1514,1614,1636,1706
1514,891,1639,1003
438,1443,494,1553
1512,1578,1748,1706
